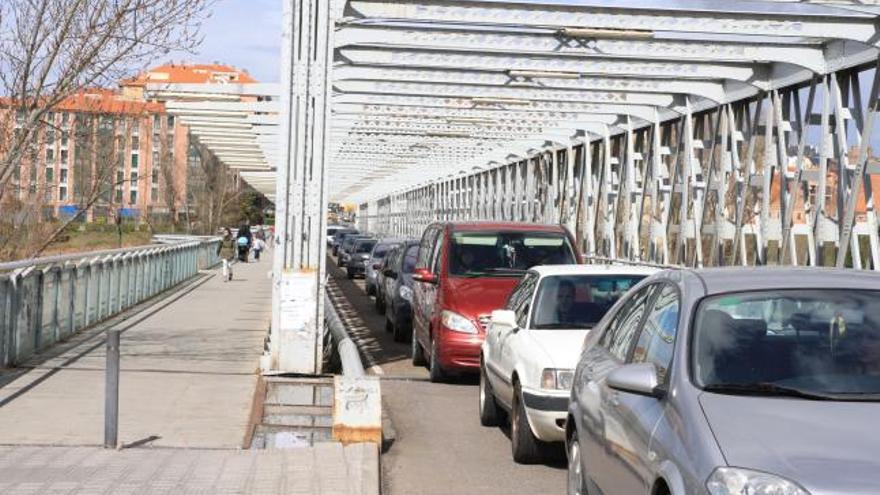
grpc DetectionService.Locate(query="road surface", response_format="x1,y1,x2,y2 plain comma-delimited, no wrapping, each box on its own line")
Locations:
327,257,566,495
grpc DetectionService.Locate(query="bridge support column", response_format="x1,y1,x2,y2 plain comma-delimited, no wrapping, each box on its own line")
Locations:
267,0,338,375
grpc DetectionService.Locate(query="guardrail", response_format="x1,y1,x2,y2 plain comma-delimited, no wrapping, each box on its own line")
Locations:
0,237,222,368
324,294,365,377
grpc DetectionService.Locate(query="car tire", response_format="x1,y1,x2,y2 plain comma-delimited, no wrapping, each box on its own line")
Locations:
411,330,426,366
429,336,447,383
392,318,408,343
375,293,386,315
479,361,502,427
511,382,544,464
346,268,354,279
567,429,588,495
385,314,394,333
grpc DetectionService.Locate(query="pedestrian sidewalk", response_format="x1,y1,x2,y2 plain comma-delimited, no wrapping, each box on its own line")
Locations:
0,442,378,495
0,258,273,448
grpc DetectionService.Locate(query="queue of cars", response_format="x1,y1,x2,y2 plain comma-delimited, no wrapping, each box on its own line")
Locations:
333,221,880,495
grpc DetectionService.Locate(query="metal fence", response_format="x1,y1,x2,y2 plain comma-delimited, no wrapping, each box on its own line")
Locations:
0,237,222,368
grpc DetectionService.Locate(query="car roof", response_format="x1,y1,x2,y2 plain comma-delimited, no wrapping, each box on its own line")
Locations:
436,221,570,233
530,264,660,277
680,267,880,295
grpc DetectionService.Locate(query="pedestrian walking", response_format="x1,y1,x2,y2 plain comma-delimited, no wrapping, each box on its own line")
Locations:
220,227,235,281
253,232,266,261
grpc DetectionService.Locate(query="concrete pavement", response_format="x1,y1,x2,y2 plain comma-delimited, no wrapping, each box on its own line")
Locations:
0,258,272,448
0,443,377,495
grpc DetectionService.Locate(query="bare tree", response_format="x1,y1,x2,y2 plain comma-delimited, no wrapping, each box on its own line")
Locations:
0,0,211,204
189,137,240,235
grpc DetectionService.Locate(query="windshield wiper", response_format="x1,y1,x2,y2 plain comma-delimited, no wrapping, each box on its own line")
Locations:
702,383,839,401
484,267,526,275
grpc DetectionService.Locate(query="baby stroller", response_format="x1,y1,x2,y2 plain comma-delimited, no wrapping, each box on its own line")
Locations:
237,236,250,262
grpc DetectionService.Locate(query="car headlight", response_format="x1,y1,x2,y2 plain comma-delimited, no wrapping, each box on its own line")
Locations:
707,467,809,495
441,310,478,334
361,254,370,259
541,369,575,390
399,285,413,302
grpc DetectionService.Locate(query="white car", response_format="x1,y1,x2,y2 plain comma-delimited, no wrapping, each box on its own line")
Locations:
479,264,658,463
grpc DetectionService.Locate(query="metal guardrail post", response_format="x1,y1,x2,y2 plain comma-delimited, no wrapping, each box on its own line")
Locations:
104,329,120,449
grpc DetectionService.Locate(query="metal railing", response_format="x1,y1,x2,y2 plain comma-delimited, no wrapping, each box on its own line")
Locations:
0,237,222,368
324,294,365,377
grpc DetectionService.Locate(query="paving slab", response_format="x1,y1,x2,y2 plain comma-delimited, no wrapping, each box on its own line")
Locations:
0,443,379,495
0,259,273,448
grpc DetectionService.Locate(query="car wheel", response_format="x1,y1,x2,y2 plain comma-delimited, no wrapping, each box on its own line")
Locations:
376,293,386,315
346,268,354,279
567,429,588,495
385,313,394,334
511,381,544,464
392,318,408,343
429,336,447,383
411,330,426,366
479,361,502,426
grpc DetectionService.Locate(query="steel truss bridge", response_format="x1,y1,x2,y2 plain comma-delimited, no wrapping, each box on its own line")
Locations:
149,0,880,374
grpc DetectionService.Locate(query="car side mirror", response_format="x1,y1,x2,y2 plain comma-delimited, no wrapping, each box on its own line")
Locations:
412,268,437,284
607,363,665,398
491,309,518,331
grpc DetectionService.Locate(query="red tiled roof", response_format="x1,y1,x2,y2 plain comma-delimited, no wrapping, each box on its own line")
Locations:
123,63,258,87
53,88,165,115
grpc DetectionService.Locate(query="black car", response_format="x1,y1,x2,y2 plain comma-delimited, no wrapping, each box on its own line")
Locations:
346,238,378,279
381,240,419,342
337,234,369,267
331,229,358,257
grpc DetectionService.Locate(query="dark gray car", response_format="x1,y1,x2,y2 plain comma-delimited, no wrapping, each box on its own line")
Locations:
331,229,358,257
346,238,378,279
382,241,419,343
567,267,880,495
337,234,369,267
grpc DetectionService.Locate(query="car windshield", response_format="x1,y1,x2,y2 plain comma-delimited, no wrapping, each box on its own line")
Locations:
448,231,574,277
402,245,419,273
531,275,646,330
355,240,376,253
693,290,880,399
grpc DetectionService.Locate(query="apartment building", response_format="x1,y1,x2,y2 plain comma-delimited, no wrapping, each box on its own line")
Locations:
3,63,256,222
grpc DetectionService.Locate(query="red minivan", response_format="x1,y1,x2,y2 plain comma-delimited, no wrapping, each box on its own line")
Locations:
411,222,581,382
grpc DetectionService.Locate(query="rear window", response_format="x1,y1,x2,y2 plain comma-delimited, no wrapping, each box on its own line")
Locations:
373,243,397,258
448,231,575,277
355,240,377,253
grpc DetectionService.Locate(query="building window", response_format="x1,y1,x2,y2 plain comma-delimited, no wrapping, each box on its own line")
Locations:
131,135,139,150
129,190,137,204
61,131,69,147
60,169,68,183
116,170,124,184
131,153,139,169
151,187,159,202
151,169,159,184
46,148,54,162
153,115,161,131
46,112,55,124
15,109,25,126
60,149,68,165
59,186,67,201
116,188,123,202
152,133,160,151
46,129,55,144
152,150,160,165
45,167,54,183
130,171,138,184
61,113,69,127
131,120,139,135
167,115,175,128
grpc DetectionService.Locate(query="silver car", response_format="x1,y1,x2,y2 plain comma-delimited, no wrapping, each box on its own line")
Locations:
567,268,880,495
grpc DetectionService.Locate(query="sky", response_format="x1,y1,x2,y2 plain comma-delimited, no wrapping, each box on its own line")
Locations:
175,0,283,83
